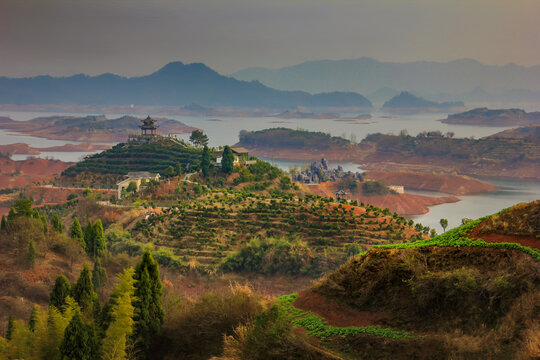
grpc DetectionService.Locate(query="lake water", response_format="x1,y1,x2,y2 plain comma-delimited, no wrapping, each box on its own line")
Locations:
0,109,538,230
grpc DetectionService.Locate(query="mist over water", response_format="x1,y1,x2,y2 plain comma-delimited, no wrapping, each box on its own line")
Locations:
1,108,538,230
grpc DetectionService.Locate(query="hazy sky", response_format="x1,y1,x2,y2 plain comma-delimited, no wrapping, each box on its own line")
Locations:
1,0,538,77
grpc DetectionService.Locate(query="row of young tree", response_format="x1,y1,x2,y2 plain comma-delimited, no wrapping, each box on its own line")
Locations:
1,250,163,360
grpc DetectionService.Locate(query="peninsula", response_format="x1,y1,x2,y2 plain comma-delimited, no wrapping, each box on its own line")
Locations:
0,114,197,142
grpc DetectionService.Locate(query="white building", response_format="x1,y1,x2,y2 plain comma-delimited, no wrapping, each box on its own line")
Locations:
117,171,160,198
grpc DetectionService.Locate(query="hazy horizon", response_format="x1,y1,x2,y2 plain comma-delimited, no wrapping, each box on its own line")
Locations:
1,0,539,77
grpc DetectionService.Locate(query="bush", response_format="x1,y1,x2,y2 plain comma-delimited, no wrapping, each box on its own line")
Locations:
221,237,315,275
362,181,389,196
152,284,264,360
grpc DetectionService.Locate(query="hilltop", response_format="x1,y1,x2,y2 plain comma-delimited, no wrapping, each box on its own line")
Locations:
0,61,372,109
382,91,464,113
489,125,540,139
60,137,204,186
0,114,196,142
441,108,540,126
265,202,540,359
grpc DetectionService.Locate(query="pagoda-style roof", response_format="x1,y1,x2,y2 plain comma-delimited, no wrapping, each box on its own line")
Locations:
139,116,159,130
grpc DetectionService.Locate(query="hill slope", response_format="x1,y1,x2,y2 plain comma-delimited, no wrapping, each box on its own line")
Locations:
273,203,540,359
0,61,372,109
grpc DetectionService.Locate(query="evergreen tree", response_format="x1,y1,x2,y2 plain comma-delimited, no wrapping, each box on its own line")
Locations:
0,215,7,231
189,129,209,147
60,312,98,360
92,257,108,291
133,250,163,354
221,145,234,174
7,206,16,221
51,214,63,233
93,220,107,258
28,239,36,267
72,265,97,316
70,217,85,249
101,268,136,360
6,316,14,340
50,275,71,311
200,145,211,177
84,220,94,256
29,306,39,332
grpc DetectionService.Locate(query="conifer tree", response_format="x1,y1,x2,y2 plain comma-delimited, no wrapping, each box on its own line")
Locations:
51,214,63,233
101,268,136,360
0,215,6,231
93,220,107,258
72,264,97,316
201,145,211,177
7,206,16,221
28,239,36,267
70,217,85,248
50,275,71,311
59,312,98,360
221,145,234,174
6,316,14,340
133,250,163,354
29,306,39,332
92,257,108,291
84,220,94,256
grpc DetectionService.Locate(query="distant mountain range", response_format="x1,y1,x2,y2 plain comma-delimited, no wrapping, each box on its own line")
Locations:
0,62,372,109
232,58,540,103
382,92,464,113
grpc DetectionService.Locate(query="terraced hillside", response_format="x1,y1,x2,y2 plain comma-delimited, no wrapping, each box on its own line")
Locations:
269,203,540,359
129,192,425,275
61,138,204,186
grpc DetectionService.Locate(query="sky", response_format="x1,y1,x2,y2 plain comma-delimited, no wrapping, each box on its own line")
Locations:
0,0,539,77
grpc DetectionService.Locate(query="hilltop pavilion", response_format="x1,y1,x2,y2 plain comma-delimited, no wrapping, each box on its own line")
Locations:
140,115,159,136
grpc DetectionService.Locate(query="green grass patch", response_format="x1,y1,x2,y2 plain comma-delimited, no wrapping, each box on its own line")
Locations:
275,293,412,340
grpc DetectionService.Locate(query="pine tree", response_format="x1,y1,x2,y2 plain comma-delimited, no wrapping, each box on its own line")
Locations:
133,250,163,354
29,306,39,332
84,220,94,256
7,206,16,221
70,217,85,249
50,275,71,311
93,220,107,258
0,215,7,231
200,145,211,177
72,264,97,316
28,239,36,267
60,312,98,360
6,316,14,340
92,257,108,291
101,268,136,360
221,145,234,174
51,214,63,233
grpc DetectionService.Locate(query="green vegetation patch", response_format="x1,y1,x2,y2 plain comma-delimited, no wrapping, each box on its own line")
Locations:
276,293,412,340
371,216,540,262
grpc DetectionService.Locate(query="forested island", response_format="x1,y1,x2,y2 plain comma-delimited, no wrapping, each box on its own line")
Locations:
237,128,540,179
441,107,540,126
382,91,464,113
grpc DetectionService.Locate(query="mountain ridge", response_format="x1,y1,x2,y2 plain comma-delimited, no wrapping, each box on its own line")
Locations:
232,57,540,100
0,61,372,109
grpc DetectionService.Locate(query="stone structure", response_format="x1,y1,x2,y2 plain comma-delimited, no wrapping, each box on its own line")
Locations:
292,158,364,184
